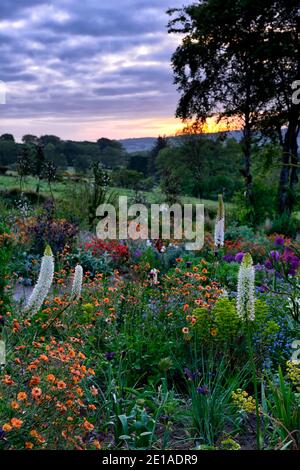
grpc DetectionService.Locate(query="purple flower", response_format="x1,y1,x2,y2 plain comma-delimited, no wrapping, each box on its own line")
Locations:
184,368,199,381
104,352,116,361
270,250,281,262
283,248,300,276
265,259,273,270
184,367,194,381
197,386,209,395
134,249,142,258
255,263,265,271
223,254,235,263
235,252,245,263
257,285,268,293
288,257,300,276
274,236,285,246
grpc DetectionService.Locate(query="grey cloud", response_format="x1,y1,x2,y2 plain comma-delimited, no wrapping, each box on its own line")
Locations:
0,0,190,137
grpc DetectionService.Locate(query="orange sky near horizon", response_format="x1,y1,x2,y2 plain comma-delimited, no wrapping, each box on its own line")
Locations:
150,116,241,138
0,115,241,142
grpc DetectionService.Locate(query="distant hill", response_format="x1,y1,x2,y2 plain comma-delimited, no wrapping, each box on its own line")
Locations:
119,131,244,153
119,130,300,153
118,137,157,153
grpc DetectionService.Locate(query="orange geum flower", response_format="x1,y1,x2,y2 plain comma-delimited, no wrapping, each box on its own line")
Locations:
93,439,101,449
39,354,49,362
46,374,56,383
103,298,110,303
17,392,27,401
42,308,51,315
83,419,94,431
2,375,14,385
76,387,83,397
57,381,67,390
31,387,42,399
183,304,189,312
11,400,19,409
2,423,13,432
90,385,98,396
34,432,45,444
88,368,95,376
11,418,23,429
56,402,67,411
25,442,34,449
29,376,40,387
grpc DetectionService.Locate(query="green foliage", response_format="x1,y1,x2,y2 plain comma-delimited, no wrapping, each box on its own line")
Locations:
225,224,255,241
213,299,240,342
112,169,144,190
233,179,277,226
156,137,243,200
213,261,239,290
267,212,299,238
263,367,300,449
185,356,249,445
66,249,114,277
0,224,14,316
86,162,116,228
0,139,18,166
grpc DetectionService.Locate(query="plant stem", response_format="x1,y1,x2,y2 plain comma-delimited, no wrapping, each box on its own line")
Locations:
246,324,260,449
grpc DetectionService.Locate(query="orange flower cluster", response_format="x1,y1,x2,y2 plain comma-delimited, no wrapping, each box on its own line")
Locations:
162,259,223,334
0,336,99,450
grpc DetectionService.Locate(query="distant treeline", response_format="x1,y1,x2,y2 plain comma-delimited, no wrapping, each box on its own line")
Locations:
0,132,244,200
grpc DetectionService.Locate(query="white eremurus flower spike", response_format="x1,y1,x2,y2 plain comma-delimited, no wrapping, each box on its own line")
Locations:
24,245,54,314
214,194,225,248
149,268,158,285
71,265,83,300
237,253,255,321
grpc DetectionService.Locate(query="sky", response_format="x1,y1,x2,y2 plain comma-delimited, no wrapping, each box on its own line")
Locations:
0,0,197,142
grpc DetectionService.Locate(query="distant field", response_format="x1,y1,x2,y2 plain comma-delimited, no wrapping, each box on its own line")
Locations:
0,174,234,212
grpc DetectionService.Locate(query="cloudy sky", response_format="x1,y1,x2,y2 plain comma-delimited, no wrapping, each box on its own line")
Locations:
0,0,193,141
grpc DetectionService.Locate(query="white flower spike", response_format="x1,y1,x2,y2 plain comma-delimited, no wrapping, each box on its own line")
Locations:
71,265,83,300
149,268,159,285
237,253,255,321
214,194,225,248
25,245,54,314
